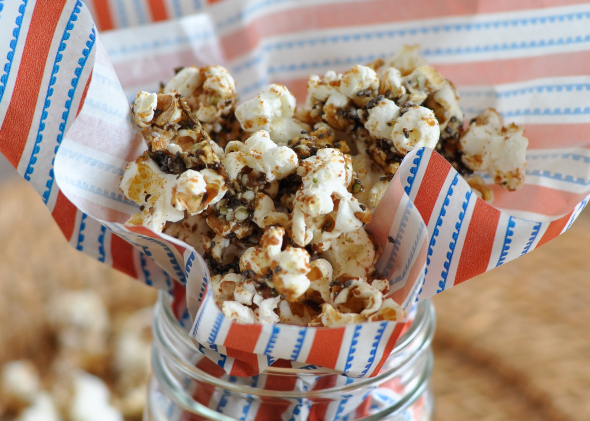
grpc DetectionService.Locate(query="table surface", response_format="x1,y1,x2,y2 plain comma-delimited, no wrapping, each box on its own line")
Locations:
0,176,589,421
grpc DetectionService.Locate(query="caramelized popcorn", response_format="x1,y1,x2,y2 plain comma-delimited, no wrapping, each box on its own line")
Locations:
164,65,237,130
292,148,372,251
120,45,528,327
240,226,311,301
460,108,527,190
223,130,298,182
235,84,309,144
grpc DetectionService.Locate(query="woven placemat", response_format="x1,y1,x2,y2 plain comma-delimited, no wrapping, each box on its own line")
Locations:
432,206,590,421
0,178,588,420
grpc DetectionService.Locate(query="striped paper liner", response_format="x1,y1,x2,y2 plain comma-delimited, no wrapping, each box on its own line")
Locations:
1,0,590,388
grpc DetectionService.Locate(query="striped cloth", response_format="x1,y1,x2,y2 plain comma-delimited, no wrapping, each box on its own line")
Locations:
1,0,589,390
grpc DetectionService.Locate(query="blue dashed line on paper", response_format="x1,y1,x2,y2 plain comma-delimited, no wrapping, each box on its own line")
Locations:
263,325,280,356
521,222,542,255
427,174,459,278
496,216,516,267
437,189,471,293
290,328,306,361
404,148,425,196
360,322,387,377
343,325,362,373
0,0,27,103
75,212,87,251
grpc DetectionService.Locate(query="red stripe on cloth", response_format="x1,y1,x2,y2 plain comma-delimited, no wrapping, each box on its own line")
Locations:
111,233,138,279
226,349,260,377
223,323,262,352
220,0,588,61
75,71,92,117
435,50,590,86
224,323,262,376
536,211,574,249
253,364,299,421
355,395,372,418
369,322,405,377
0,0,68,168
91,0,114,31
308,375,339,421
525,123,590,150
182,357,228,421
454,200,500,284
171,281,187,320
491,184,586,217
147,0,169,21
413,152,452,225
306,327,345,369
51,191,78,241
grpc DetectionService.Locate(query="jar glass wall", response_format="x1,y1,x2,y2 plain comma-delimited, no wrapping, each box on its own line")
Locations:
145,292,436,421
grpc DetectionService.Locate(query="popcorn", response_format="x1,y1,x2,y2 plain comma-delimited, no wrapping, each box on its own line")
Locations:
211,274,281,323
235,84,310,145
380,67,406,99
322,227,377,279
292,148,372,251
364,98,400,139
15,393,61,421
1,360,40,412
164,65,237,126
253,193,289,229
120,45,530,328
121,154,227,232
340,65,380,107
389,105,440,155
68,372,123,421
48,291,109,372
464,173,494,203
132,91,158,128
377,44,429,77
460,108,528,190
223,130,298,182
240,226,311,301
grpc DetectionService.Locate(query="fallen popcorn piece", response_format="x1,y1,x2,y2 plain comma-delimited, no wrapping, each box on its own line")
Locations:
235,84,310,144
48,291,109,373
15,392,61,421
1,360,41,413
69,372,123,421
460,108,528,190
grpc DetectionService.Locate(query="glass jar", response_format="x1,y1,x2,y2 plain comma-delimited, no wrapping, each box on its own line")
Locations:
145,291,436,421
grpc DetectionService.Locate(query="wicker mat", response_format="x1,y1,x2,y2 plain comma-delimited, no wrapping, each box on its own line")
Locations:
1,178,589,420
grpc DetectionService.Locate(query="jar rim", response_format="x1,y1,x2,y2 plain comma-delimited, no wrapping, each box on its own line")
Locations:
153,290,435,399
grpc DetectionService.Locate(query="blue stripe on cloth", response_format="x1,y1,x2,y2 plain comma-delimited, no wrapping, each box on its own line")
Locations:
0,0,27,104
